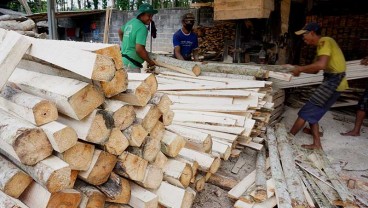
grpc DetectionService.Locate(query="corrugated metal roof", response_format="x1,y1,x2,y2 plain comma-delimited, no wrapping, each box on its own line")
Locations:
26,10,106,22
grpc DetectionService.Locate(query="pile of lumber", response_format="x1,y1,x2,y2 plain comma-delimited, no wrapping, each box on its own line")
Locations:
193,22,236,56
0,28,280,208
0,13,46,38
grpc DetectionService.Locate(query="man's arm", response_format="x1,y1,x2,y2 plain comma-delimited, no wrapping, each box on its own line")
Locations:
291,55,329,76
136,44,155,66
174,46,185,60
118,28,123,41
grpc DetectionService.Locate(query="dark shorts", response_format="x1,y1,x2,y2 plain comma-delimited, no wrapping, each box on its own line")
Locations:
298,92,341,125
358,87,368,111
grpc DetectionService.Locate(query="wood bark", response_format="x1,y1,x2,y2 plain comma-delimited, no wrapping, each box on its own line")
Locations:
0,84,58,126
166,124,212,153
102,99,136,131
74,180,106,208
136,164,163,189
254,147,267,202
151,53,201,76
178,148,221,174
199,62,267,78
100,69,128,98
128,136,161,163
148,92,172,114
9,68,105,120
129,182,158,208
97,172,131,204
122,122,148,147
103,128,130,156
41,121,78,153
135,104,162,133
163,159,192,188
0,19,35,31
78,149,117,185
0,29,31,91
113,81,151,107
266,127,292,208
275,123,308,207
20,181,81,208
0,154,32,198
57,141,95,171
24,36,116,81
0,152,71,193
161,130,186,157
0,109,52,165
58,109,114,144
0,190,28,208
114,151,148,182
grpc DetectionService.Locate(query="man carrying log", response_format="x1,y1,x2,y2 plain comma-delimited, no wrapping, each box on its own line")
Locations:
289,22,348,149
341,56,368,136
173,13,199,61
118,3,157,73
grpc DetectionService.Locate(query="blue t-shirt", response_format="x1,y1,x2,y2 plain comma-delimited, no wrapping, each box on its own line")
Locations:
173,29,198,60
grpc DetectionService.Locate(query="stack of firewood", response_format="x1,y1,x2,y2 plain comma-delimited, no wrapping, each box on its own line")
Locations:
0,28,278,208
194,22,236,56
0,14,46,38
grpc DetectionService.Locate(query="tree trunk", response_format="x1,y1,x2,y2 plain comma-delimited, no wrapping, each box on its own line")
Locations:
0,155,32,198
161,130,186,157
58,109,114,144
9,68,105,120
0,109,52,165
57,141,95,171
78,150,117,185
41,121,78,153
150,53,201,76
114,151,148,182
97,172,131,204
102,99,136,131
0,84,58,126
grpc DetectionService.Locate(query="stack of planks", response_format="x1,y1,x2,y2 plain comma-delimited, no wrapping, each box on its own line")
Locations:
0,14,46,38
261,123,360,208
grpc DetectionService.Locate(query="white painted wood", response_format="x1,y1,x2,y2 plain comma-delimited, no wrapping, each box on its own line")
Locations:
129,182,158,208
0,109,52,165
0,29,31,91
41,121,78,153
9,68,104,120
0,85,58,126
24,36,116,81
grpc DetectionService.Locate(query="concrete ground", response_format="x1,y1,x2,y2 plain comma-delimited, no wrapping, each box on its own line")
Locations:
192,106,368,207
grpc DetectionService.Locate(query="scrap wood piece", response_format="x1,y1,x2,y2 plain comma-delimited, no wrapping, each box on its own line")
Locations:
275,123,308,207
228,158,270,200
266,127,292,208
207,171,239,191
25,36,116,81
0,29,31,91
151,53,200,76
231,153,247,174
254,148,267,202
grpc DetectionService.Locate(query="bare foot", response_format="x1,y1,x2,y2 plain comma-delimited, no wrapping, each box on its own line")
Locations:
340,131,360,136
302,127,323,137
301,144,322,149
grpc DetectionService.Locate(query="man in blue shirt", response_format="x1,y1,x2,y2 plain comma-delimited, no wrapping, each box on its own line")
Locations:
173,13,199,61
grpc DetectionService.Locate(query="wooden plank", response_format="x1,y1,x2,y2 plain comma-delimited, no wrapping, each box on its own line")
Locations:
231,154,247,174
160,89,251,97
174,121,245,135
171,103,248,113
0,29,31,91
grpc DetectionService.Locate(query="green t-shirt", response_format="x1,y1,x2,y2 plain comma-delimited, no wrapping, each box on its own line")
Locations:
317,37,348,91
121,18,148,68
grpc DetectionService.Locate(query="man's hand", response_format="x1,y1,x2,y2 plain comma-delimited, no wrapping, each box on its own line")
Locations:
290,66,302,77
361,56,368,65
145,64,156,73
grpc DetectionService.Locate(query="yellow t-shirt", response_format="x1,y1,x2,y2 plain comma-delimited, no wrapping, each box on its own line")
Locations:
316,37,348,91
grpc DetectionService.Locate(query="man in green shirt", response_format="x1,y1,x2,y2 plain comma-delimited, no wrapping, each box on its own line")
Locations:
118,3,157,72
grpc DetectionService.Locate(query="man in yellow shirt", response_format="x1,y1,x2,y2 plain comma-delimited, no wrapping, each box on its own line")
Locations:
289,22,348,149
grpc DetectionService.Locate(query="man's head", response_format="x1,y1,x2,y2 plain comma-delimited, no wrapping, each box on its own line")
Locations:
295,22,321,45
136,3,158,25
181,13,196,32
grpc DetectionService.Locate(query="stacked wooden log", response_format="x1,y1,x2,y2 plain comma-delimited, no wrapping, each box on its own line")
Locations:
0,14,46,38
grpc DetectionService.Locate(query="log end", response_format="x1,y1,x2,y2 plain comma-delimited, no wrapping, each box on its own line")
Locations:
114,105,135,131
101,69,128,98
70,85,105,120
61,142,95,171
130,124,148,147
46,189,82,208
203,136,213,154
4,171,33,198
192,65,201,76
104,128,129,156
180,164,193,188
209,157,221,174
33,100,58,126
92,54,116,81
15,128,53,165
47,166,71,193
53,126,78,153
87,151,117,185
95,45,123,70
105,176,131,204
86,110,114,144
